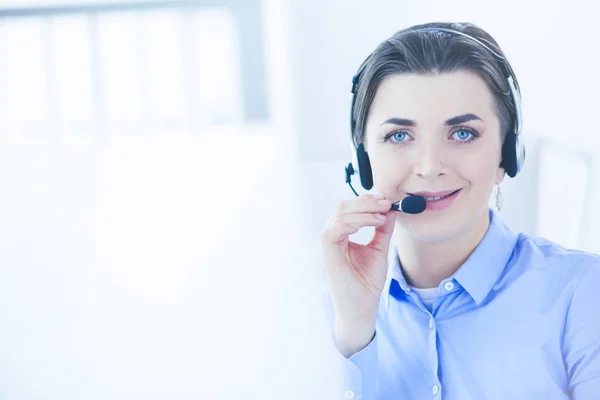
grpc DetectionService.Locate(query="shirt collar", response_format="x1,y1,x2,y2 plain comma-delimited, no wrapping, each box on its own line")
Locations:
383,208,519,309
382,238,412,310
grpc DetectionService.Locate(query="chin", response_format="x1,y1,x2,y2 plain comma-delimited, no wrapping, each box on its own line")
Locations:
396,217,463,243
394,205,488,243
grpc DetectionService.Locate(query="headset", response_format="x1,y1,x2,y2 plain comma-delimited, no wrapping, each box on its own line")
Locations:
345,27,526,195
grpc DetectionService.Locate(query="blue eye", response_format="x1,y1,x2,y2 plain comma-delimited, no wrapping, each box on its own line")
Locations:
455,130,472,140
383,128,478,144
392,132,407,142
384,131,410,143
452,128,478,142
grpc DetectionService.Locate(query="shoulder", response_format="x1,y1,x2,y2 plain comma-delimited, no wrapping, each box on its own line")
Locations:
513,232,600,283
516,239,600,389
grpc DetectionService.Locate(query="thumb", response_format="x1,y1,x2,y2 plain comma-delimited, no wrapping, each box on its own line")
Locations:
367,210,395,254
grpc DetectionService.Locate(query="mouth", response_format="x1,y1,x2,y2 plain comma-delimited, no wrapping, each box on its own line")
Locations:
408,189,461,201
407,189,462,211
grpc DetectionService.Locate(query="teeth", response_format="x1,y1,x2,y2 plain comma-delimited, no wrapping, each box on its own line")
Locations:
423,191,456,201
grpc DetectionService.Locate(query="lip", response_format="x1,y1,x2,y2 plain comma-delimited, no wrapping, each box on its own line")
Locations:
418,188,462,211
408,189,461,197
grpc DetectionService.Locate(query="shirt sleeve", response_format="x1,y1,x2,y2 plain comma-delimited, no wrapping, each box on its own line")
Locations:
339,331,379,400
321,289,379,400
563,258,600,399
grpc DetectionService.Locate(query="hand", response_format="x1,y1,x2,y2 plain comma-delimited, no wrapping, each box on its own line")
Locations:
320,194,395,356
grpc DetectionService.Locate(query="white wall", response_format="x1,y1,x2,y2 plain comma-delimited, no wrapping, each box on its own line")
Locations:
0,2,336,399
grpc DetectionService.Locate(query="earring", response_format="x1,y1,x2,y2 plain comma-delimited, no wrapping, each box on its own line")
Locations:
495,185,503,211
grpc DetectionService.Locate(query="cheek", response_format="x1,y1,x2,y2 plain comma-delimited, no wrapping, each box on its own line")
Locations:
457,141,501,171
369,151,411,190
456,150,500,190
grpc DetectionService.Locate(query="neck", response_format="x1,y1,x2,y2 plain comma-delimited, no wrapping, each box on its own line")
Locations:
394,209,490,289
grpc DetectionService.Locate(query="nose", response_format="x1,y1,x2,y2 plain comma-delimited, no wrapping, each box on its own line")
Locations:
413,140,447,180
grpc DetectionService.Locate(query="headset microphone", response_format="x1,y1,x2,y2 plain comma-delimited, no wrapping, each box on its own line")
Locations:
391,196,426,214
345,162,426,214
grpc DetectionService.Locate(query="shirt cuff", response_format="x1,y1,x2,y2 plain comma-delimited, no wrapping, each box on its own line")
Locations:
337,331,378,400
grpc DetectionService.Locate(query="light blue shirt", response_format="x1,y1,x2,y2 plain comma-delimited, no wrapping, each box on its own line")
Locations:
327,209,600,399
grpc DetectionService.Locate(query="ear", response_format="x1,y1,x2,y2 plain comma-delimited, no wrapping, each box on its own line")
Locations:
495,166,506,185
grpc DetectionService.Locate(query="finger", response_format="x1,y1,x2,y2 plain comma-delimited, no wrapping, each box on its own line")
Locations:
340,212,388,230
367,210,395,254
322,213,387,245
336,194,392,216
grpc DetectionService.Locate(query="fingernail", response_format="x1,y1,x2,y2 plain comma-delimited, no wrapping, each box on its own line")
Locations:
375,214,386,220
372,194,385,199
378,199,390,206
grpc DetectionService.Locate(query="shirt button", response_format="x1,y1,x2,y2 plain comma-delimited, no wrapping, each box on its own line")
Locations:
344,390,355,399
429,318,434,329
432,384,440,395
443,281,454,291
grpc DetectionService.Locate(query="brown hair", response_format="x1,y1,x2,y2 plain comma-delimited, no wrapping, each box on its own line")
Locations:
352,22,520,148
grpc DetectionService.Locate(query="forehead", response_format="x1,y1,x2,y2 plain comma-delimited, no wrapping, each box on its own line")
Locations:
367,71,496,124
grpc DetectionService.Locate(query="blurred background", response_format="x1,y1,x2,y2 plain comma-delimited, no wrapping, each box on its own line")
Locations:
0,0,597,399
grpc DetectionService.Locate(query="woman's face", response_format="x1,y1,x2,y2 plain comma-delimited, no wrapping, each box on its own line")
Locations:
364,70,505,241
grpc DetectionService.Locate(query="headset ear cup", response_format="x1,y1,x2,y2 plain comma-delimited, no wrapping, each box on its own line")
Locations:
501,131,518,178
356,143,374,190
515,135,525,174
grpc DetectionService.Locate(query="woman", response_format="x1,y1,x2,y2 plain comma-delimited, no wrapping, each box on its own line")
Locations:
320,22,600,400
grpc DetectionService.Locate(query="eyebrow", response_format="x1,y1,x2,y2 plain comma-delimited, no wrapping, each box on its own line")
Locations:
381,113,483,127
